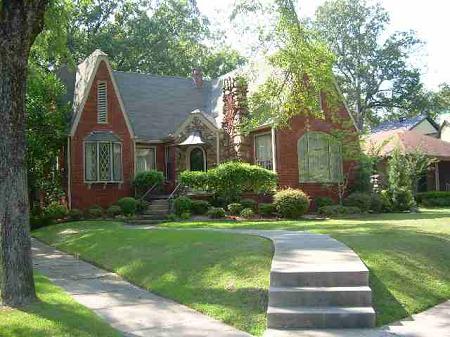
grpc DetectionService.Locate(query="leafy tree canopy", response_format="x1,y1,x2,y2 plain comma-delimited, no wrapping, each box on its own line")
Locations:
65,0,245,78
236,0,338,130
314,0,425,130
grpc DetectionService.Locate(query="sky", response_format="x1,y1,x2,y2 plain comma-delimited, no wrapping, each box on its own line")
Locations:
197,0,450,90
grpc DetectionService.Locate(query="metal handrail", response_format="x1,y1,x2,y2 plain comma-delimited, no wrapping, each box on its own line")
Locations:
168,183,182,200
140,182,159,201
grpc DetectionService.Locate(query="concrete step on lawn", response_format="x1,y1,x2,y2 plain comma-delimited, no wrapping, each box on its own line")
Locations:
269,286,372,307
142,210,168,216
270,270,369,287
129,219,164,225
267,306,376,329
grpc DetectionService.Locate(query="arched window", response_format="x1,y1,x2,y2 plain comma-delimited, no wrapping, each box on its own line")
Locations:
298,132,343,183
189,147,206,171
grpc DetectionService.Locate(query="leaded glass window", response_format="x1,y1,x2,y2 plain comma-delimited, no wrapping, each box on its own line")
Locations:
84,141,122,182
298,132,343,183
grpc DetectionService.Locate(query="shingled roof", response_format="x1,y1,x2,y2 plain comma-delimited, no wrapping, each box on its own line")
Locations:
60,50,228,141
371,115,438,134
365,129,450,160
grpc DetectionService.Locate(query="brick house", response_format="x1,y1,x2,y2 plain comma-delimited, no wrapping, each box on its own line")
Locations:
60,50,359,209
366,116,450,192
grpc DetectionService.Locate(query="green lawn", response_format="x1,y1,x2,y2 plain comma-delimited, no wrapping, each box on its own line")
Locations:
33,222,272,336
0,273,120,337
161,207,450,325
32,208,450,335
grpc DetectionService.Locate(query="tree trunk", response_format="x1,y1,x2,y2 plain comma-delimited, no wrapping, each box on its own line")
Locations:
0,0,48,307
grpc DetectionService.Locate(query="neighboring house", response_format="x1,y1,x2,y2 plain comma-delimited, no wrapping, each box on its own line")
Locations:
59,50,358,209
366,116,450,192
440,120,450,142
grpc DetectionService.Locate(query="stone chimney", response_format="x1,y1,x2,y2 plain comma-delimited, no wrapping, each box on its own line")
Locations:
192,68,203,88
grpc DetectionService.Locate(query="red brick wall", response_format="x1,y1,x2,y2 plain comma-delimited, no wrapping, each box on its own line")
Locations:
70,60,134,209
275,107,358,205
248,105,359,205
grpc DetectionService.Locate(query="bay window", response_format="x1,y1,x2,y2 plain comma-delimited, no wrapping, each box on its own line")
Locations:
84,132,122,182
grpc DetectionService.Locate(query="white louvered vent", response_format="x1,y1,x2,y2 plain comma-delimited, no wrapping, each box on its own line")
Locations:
97,81,108,123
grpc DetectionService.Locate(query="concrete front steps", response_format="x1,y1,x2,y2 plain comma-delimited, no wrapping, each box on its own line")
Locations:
266,235,376,330
131,199,170,225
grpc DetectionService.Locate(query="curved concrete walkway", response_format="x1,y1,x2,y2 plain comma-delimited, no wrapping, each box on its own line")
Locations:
33,226,450,337
32,238,251,337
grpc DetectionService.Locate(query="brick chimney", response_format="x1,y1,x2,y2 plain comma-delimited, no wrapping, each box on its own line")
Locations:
192,68,203,88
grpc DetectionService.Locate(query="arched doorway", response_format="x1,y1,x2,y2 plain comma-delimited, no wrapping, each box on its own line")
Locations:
189,147,206,171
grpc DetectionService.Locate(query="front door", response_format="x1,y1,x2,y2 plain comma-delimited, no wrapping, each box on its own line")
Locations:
189,147,205,171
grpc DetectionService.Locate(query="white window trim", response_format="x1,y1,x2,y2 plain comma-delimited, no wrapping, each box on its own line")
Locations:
254,132,273,170
187,146,207,171
97,80,108,124
83,141,123,184
298,131,343,184
135,145,157,173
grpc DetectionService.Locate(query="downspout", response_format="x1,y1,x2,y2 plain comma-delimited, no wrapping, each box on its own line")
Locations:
67,136,72,209
271,128,277,173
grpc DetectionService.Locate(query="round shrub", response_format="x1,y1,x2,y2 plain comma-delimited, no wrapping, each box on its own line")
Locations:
318,205,361,217
259,203,276,216
274,188,310,219
165,213,178,222
44,202,68,220
240,208,255,218
68,208,83,220
132,170,164,196
191,200,210,215
240,198,257,211
391,187,415,211
344,192,372,212
86,205,104,218
136,199,150,214
107,205,122,217
207,207,226,219
315,196,334,209
180,171,210,191
173,196,192,216
227,203,243,215
369,194,383,213
180,211,191,220
117,197,138,216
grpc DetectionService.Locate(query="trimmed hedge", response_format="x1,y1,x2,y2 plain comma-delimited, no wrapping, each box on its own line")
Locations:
180,161,277,203
68,208,83,220
173,196,192,216
241,198,257,211
107,205,122,217
191,200,210,215
228,203,243,215
117,197,138,216
416,191,450,207
86,205,104,218
240,208,255,218
274,188,310,219
259,203,276,216
318,205,361,217
344,192,372,212
133,170,164,196
207,207,226,219
315,196,334,209
44,202,68,220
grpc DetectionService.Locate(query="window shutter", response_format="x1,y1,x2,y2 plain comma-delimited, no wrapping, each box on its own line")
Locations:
85,143,98,181
308,133,329,182
298,134,309,182
97,81,107,123
329,141,343,182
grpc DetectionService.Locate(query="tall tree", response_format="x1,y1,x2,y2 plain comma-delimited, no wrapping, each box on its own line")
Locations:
314,0,424,130
0,0,49,306
67,0,245,78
